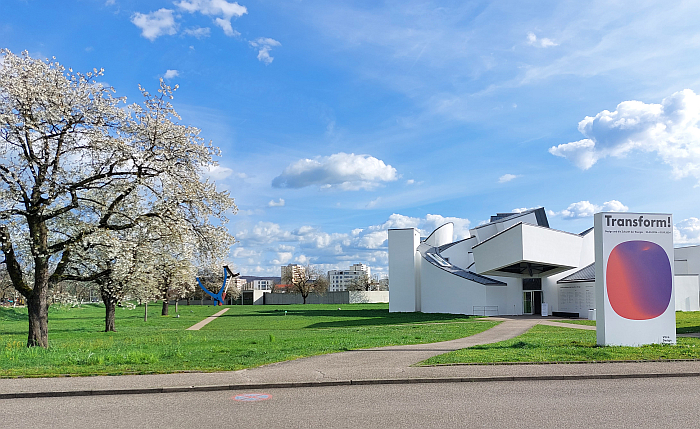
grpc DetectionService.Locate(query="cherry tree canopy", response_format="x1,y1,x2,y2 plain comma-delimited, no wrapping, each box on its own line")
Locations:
0,50,235,347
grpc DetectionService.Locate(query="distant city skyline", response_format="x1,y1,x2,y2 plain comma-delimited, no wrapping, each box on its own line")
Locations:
4,0,700,276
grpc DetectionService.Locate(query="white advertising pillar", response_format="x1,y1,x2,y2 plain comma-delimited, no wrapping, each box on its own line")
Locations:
594,212,675,346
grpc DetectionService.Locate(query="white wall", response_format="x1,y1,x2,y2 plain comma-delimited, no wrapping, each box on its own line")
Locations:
423,223,454,247
440,237,478,269
675,246,700,275
252,290,265,305
418,257,522,316
675,275,700,311
388,228,420,312
349,291,390,304
419,258,487,315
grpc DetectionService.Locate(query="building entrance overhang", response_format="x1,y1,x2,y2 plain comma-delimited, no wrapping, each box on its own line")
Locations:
471,222,583,278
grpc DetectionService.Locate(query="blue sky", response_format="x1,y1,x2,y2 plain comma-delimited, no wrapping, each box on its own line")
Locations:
4,0,700,277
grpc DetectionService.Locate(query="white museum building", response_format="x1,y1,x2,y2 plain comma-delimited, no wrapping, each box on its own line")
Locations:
388,208,700,317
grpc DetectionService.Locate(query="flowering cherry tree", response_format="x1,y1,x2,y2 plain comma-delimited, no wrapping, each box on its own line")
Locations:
0,50,235,347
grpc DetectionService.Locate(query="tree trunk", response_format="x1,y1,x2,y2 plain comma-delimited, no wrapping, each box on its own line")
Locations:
27,250,51,348
104,299,116,332
302,293,307,304
162,299,169,316
144,301,148,322
26,290,48,348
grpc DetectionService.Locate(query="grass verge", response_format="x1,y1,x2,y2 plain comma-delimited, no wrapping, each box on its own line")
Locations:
419,324,700,365
0,303,496,377
540,311,700,330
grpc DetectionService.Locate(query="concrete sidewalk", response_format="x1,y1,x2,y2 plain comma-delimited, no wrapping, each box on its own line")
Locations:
1,317,698,399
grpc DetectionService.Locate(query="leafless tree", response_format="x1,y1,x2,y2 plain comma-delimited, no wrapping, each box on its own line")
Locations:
282,264,329,304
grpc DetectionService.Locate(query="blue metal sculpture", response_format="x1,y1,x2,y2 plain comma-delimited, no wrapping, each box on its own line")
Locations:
196,265,238,306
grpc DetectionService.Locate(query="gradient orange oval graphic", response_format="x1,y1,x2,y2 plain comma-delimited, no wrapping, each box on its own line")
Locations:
606,240,672,320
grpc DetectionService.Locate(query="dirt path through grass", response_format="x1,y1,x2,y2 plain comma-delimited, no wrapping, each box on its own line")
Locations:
186,308,229,331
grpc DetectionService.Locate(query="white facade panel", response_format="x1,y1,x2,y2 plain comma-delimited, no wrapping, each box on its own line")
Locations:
388,228,420,312
472,224,524,274
675,275,700,312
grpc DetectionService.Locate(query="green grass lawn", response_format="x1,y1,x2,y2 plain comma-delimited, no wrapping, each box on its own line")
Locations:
0,303,496,377
420,320,700,366
551,311,700,330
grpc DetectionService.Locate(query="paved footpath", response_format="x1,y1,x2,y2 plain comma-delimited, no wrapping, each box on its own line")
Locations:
2,316,699,399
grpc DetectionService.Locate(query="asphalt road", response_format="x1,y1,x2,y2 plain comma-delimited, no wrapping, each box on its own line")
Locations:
3,377,698,429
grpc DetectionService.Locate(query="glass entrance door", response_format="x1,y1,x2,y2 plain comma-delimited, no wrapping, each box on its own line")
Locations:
523,291,533,314
523,291,543,315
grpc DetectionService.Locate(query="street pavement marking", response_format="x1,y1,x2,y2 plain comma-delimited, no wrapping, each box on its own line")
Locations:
186,308,229,331
233,393,272,402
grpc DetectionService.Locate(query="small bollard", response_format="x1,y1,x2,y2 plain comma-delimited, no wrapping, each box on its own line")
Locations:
284,310,287,316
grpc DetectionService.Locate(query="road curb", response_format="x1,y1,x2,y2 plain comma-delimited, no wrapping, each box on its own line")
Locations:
3,372,700,400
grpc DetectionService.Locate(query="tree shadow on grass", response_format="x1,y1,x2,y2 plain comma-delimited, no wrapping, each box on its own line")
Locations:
0,308,27,322
216,308,477,329
677,326,700,334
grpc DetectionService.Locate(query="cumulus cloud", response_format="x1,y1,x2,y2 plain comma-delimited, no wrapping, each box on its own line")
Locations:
406,179,415,185
131,9,177,41
183,26,211,39
550,90,700,182
498,173,518,183
204,164,233,180
268,198,285,207
674,218,700,245
231,211,474,277
164,69,179,79
272,152,397,191
550,200,629,219
511,206,542,214
527,32,558,48
249,37,281,64
176,0,247,36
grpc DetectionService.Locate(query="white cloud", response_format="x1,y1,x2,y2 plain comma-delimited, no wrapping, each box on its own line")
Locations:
272,152,397,190
183,26,211,39
366,197,381,208
271,252,293,265
551,200,629,219
204,164,233,180
358,231,389,249
406,179,415,185
131,9,177,41
268,198,285,207
231,212,471,277
550,90,700,182
511,206,542,214
526,32,558,48
674,218,700,245
249,37,281,64
164,69,179,79
237,221,292,244
423,214,471,240
176,0,247,36
498,173,518,183
105,0,115,5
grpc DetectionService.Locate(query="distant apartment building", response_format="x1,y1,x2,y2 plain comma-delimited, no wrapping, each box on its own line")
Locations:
281,264,305,283
231,277,248,291
239,276,281,292
328,263,371,292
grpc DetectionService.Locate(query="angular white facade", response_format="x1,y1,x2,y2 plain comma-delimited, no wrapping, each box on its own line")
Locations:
389,208,700,316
